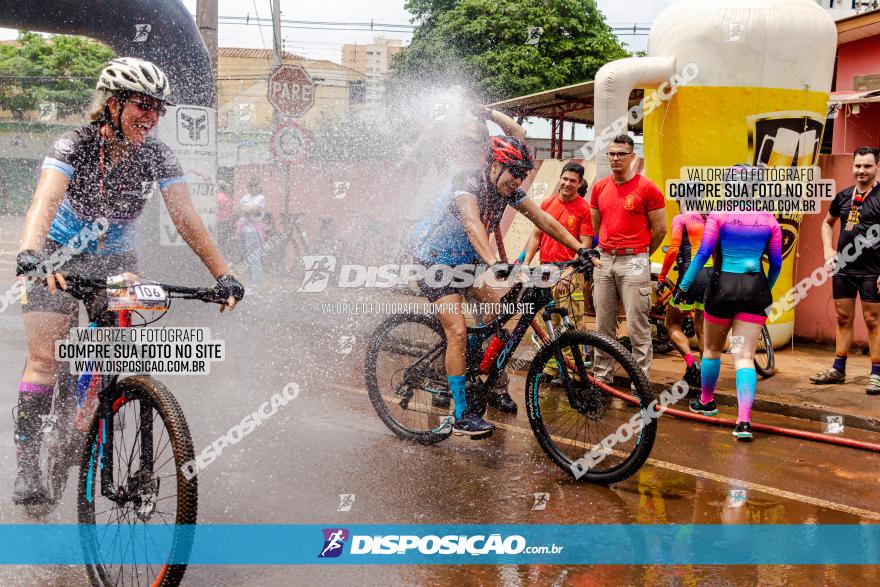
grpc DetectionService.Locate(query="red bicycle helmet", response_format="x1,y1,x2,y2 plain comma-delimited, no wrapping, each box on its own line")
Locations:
487,136,535,171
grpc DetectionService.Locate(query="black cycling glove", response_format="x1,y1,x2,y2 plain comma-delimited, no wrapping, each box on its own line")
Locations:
672,286,695,306
490,263,514,280
214,274,245,302
577,248,600,263
16,249,47,277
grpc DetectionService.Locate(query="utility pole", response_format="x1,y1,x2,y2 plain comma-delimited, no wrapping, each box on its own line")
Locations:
271,0,283,70
196,0,218,86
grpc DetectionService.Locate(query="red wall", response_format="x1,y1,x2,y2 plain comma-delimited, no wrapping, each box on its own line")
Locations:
793,154,871,344
833,37,880,153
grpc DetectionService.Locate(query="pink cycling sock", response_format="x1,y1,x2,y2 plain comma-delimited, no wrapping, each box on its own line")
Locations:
684,353,695,369
19,382,53,395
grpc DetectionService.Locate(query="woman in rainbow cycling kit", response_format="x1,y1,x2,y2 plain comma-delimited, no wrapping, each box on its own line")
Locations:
675,212,782,440
13,58,243,505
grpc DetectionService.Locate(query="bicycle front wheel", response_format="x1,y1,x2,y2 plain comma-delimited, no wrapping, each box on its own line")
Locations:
77,375,197,587
365,312,453,444
525,330,657,485
754,325,776,378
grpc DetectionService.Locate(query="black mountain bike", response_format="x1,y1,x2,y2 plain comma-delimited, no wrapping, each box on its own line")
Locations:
364,258,658,485
26,272,227,586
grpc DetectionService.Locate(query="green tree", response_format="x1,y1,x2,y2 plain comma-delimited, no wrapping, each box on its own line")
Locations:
393,0,629,101
0,31,114,120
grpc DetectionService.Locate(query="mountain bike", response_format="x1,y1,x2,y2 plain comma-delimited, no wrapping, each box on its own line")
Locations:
27,272,227,586
648,275,776,378
364,257,658,485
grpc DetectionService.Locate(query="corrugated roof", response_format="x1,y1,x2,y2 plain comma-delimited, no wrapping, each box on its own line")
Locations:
487,80,644,126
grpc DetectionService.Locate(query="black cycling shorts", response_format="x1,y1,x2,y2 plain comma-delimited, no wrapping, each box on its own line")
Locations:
832,273,880,303
703,271,772,324
413,259,476,303
21,240,137,316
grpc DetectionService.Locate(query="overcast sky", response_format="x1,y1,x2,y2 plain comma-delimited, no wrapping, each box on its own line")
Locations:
1,0,676,62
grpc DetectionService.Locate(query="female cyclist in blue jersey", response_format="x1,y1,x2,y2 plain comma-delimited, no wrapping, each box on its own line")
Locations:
410,136,598,437
12,58,244,504
674,208,782,441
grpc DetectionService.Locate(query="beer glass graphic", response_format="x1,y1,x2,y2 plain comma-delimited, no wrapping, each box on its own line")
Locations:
592,0,837,346
757,126,821,168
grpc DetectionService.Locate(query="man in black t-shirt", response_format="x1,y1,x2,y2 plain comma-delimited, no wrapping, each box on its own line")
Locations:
811,147,880,395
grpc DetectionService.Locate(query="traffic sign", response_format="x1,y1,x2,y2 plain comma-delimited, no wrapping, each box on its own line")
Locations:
270,121,309,164
268,65,314,117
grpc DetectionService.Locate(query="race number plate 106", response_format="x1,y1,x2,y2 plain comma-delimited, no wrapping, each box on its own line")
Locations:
134,284,167,303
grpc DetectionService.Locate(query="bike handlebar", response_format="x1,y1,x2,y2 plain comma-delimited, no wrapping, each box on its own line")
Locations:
60,273,229,305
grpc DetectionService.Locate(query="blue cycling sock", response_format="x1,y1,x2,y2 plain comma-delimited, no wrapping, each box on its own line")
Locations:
833,354,847,373
700,357,721,404
448,375,467,420
735,368,757,424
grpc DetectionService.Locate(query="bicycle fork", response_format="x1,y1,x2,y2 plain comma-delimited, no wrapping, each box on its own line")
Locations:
540,306,592,413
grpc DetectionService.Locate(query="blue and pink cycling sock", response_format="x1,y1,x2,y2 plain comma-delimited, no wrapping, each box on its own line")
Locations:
736,368,757,424
448,375,467,420
700,357,721,405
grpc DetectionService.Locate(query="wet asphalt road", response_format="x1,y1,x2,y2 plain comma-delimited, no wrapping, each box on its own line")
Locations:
0,287,878,586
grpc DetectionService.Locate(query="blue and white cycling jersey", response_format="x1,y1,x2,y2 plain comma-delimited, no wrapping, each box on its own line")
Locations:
42,122,185,254
410,169,527,265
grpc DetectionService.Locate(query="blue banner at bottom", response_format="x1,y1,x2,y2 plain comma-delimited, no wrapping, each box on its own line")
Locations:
1,524,879,565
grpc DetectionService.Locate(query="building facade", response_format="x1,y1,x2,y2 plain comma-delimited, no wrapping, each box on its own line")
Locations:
341,37,403,105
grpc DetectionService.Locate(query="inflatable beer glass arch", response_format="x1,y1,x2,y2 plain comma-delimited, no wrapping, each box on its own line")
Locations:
592,0,837,346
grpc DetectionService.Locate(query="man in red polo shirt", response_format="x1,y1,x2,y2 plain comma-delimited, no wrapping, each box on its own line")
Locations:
525,162,593,378
590,135,666,381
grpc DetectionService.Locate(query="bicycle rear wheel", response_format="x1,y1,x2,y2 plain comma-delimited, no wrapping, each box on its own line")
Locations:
525,330,658,485
77,375,197,587
754,325,776,378
365,312,453,444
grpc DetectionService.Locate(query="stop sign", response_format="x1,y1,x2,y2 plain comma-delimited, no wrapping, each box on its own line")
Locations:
268,65,314,117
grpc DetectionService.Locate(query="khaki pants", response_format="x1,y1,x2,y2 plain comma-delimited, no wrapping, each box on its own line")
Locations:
592,252,653,382
542,271,588,377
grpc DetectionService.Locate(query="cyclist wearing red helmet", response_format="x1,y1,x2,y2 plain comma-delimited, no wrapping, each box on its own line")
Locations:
410,135,599,436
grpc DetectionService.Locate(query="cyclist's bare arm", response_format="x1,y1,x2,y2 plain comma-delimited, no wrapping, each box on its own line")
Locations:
19,168,70,293
162,183,237,310
524,228,541,264
487,109,526,139
591,208,601,238
821,211,838,262
517,198,583,253
456,193,500,265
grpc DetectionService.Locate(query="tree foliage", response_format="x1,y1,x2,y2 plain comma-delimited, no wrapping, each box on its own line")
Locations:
0,31,114,120
392,0,629,101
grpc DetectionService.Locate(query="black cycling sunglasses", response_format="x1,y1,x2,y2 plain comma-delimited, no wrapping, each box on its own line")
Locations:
508,167,529,180
128,98,167,117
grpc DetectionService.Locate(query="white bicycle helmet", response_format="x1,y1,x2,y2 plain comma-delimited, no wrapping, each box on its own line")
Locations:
96,57,173,104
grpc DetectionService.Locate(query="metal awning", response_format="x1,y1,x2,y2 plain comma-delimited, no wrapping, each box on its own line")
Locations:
829,89,880,104
486,80,644,159
486,80,643,126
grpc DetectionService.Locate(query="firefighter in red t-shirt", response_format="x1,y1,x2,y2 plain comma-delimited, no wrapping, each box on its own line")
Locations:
590,135,667,381
525,162,593,379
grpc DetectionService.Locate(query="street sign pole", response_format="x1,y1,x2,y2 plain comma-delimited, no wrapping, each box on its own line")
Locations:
267,63,314,273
